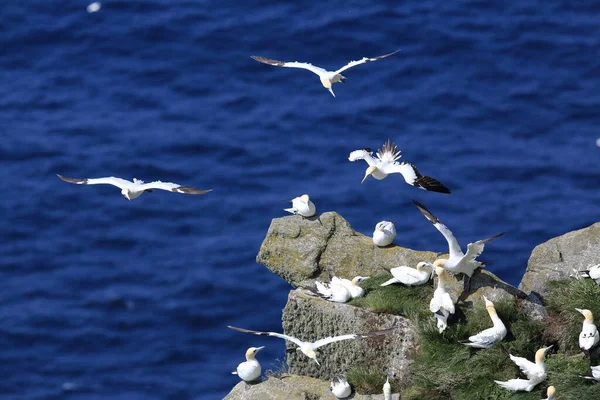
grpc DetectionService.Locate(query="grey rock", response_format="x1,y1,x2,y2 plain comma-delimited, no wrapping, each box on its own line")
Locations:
519,222,600,299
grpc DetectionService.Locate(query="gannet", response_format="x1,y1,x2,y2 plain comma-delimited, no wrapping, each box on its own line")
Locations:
250,50,399,97
576,308,600,357
458,296,506,348
349,140,450,193
543,385,556,400
579,365,600,381
232,346,264,382
373,221,396,247
577,264,600,284
284,194,316,217
227,325,392,365
494,345,553,391
330,375,352,399
413,200,503,292
313,276,370,303
380,262,433,287
57,174,211,201
383,375,391,400
430,266,455,333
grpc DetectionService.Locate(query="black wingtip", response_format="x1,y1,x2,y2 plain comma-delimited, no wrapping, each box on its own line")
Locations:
412,200,439,224
500,344,511,357
415,175,451,194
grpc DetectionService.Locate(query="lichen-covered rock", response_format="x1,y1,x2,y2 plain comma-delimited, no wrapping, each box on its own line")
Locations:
257,212,440,287
519,222,600,298
224,375,400,400
282,290,415,388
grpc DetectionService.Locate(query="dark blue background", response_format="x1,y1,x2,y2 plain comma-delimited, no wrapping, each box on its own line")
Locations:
1,1,599,398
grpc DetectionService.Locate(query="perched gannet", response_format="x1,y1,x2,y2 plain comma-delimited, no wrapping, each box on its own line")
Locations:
459,296,506,348
284,194,316,217
578,264,600,284
413,200,503,292
227,325,392,365
576,308,600,357
380,262,433,287
232,346,264,382
430,266,455,333
57,174,211,201
373,221,397,247
579,365,600,381
494,345,553,391
330,375,352,399
543,385,556,400
312,276,369,303
349,140,450,193
251,50,399,97
383,375,391,400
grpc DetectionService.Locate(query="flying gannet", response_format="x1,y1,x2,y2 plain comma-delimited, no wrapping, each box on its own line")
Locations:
380,262,433,287
330,375,352,399
227,325,392,365
577,264,600,284
57,174,211,201
413,200,503,292
311,276,370,303
579,365,600,381
494,345,553,392
576,308,600,358
543,385,556,400
430,266,455,333
459,296,506,348
284,194,316,217
250,50,400,97
232,346,264,382
349,140,450,193
373,221,396,247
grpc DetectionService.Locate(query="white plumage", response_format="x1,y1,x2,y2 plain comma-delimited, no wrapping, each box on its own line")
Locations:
284,194,316,217
380,262,433,287
314,276,369,303
576,308,600,357
330,375,352,399
578,264,600,284
232,346,264,382
383,375,391,400
429,266,455,333
349,140,450,193
494,345,552,392
373,221,397,247
57,174,211,201
459,296,506,348
580,365,600,381
543,385,556,400
251,50,400,97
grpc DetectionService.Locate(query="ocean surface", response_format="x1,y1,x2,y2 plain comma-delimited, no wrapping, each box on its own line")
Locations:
1,1,600,398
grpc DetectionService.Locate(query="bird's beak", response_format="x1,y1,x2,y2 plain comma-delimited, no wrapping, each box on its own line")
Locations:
362,166,376,184
313,358,320,366
575,308,584,315
482,295,488,302
545,345,554,352
361,277,371,282
256,346,265,352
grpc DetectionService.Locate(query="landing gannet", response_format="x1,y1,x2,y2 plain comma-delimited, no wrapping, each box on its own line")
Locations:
232,346,264,382
579,365,600,381
330,375,351,399
284,194,316,217
459,296,506,348
413,200,503,292
349,140,450,193
383,375,391,400
227,325,392,365
430,266,455,333
578,264,600,284
543,385,556,400
313,276,370,303
380,262,433,287
251,50,399,97
57,174,211,201
373,221,396,247
494,345,553,391
576,308,600,357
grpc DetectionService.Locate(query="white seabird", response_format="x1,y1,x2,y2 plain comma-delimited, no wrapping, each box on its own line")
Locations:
543,385,556,400
576,308,600,358
349,140,450,193
494,345,553,392
312,276,370,303
284,194,316,217
579,365,600,381
459,296,506,348
373,221,397,247
383,375,391,400
87,2,101,13
251,50,400,97
380,262,433,287
577,264,600,284
430,266,455,333
227,325,392,365
232,346,264,382
330,375,352,399
413,200,503,292
57,174,211,201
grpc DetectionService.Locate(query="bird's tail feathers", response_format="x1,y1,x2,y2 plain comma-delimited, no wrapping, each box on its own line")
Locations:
380,278,398,287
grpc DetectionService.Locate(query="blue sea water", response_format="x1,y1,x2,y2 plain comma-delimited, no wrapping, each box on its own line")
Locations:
1,1,600,398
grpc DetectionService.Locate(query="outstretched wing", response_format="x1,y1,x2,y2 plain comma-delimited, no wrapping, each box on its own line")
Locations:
251,56,328,76
463,233,504,263
413,200,462,259
508,354,537,379
334,49,400,74
57,174,134,190
139,181,212,194
348,148,377,167
227,325,304,347
313,333,359,349
385,163,450,193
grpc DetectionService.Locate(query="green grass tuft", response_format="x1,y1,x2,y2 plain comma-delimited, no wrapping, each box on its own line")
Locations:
346,366,388,394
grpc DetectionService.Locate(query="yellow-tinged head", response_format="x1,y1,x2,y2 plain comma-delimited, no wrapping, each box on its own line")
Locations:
362,165,378,184
547,386,555,397
483,295,495,310
245,346,265,361
304,348,319,365
121,188,131,200
433,259,447,268
435,266,447,280
535,345,553,363
352,276,370,285
576,308,594,323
